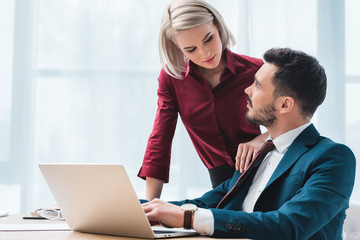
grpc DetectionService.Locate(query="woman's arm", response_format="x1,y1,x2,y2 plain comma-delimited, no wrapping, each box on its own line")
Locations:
138,69,178,198
146,177,164,200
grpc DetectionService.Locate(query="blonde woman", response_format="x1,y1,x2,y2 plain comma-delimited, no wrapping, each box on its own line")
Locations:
138,0,268,200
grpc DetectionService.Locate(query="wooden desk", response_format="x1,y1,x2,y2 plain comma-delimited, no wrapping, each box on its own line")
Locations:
0,215,238,240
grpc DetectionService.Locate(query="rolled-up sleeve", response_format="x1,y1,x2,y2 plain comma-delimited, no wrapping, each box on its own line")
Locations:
138,69,178,182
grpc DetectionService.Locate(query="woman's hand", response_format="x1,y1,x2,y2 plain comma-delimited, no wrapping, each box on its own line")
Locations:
235,132,269,173
142,198,183,228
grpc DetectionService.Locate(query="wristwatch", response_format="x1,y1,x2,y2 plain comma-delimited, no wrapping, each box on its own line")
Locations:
181,203,198,229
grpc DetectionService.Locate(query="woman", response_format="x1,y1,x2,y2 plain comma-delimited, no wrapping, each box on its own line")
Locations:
138,0,268,200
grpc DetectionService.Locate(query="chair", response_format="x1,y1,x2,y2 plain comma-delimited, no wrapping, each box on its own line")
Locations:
343,203,360,240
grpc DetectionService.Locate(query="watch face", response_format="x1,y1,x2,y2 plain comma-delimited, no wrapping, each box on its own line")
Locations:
181,203,198,211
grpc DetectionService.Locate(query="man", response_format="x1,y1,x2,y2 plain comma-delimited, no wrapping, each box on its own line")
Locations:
142,48,356,239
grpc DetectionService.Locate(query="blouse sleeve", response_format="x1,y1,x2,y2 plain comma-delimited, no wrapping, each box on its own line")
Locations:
137,69,179,183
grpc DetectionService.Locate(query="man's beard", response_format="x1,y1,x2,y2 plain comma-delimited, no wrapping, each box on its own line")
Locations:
246,98,277,128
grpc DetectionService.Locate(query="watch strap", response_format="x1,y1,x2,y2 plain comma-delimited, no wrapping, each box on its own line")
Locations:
183,210,193,229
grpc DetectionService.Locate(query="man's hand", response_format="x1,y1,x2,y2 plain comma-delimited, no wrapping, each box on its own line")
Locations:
235,132,269,173
142,198,183,228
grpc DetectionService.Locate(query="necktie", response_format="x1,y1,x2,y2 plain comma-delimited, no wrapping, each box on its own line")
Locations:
216,140,275,209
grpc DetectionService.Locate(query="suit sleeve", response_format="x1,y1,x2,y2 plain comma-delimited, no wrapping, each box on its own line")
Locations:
138,69,178,183
209,143,356,239
169,178,231,208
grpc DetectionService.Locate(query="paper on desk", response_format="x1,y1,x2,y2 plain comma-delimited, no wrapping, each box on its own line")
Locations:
0,223,70,231
0,212,9,217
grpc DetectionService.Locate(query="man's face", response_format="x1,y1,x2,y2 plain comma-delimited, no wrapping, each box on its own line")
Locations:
244,63,278,128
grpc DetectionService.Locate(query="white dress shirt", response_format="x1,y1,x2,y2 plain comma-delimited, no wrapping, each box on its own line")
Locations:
192,122,311,235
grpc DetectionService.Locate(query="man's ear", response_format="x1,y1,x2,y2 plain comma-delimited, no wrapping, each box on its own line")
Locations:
278,96,295,113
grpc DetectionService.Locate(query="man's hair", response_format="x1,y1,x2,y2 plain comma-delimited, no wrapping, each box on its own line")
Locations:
159,0,235,79
264,48,327,118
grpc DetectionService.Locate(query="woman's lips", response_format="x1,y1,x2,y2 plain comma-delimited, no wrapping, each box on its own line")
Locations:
204,55,216,64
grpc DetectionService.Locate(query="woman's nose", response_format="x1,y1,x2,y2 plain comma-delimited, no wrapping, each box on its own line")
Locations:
200,46,211,57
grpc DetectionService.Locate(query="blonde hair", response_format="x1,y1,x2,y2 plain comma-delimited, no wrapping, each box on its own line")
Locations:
159,0,236,79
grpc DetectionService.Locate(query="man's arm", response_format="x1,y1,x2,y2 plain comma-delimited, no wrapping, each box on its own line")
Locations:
141,178,232,229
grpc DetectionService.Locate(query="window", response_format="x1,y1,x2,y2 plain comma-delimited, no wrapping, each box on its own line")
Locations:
1,0,358,214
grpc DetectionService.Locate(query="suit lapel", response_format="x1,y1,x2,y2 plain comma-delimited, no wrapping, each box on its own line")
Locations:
220,125,321,210
228,159,264,191
264,124,320,189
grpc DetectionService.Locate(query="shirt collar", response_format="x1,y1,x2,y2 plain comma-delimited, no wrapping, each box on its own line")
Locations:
224,49,236,75
268,122,312,153
184,48,236,78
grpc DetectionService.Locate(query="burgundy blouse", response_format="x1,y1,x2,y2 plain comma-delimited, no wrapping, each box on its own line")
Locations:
138,50,263,182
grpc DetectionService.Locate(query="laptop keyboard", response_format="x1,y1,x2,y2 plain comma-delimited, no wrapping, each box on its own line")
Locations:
153,230,178,234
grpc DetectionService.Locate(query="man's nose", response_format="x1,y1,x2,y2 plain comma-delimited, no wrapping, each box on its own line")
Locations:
244,85,251,96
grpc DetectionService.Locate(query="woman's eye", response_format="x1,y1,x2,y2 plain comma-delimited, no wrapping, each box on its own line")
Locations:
204,35,213,43
187,48,196,53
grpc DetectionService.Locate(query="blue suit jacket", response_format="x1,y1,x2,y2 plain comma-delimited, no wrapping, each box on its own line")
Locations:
171,124,356,239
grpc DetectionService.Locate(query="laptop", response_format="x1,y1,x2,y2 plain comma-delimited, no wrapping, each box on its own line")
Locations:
39,163,198,238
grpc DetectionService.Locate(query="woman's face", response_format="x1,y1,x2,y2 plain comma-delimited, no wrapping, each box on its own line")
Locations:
173,22,223,70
